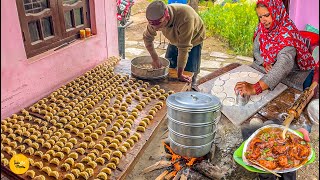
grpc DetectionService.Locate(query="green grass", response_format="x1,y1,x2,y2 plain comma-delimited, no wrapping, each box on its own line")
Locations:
199,0,258,56
147,0,168,3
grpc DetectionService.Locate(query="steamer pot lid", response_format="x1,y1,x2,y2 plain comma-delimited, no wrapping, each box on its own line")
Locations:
166,92,221,112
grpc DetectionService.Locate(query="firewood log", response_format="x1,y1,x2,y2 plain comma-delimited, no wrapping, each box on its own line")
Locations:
192,161,225,179
187,169,211,180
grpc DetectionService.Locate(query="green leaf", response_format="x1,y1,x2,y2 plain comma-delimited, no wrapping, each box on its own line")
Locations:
266,157,274,161
263,148,270,153
300,141,306,145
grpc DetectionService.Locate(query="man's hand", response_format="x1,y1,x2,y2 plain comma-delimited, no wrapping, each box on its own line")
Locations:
263,62,273,73
144,41,162,69
297,128,310,142
234,81,256,96
151,58,162,69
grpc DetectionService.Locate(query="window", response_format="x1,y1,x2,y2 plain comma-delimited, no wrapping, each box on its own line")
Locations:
16,0,91,58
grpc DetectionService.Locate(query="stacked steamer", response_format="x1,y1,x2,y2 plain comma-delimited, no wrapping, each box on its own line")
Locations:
166,92,221,157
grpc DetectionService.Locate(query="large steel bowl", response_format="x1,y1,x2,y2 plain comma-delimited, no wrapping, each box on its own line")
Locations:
131,56,170,79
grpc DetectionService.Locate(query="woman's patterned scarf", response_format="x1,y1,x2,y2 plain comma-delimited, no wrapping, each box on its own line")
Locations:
254,0,316,70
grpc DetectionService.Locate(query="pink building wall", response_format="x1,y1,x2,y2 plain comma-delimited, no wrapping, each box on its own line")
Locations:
289,0,319,30
1,0,119,119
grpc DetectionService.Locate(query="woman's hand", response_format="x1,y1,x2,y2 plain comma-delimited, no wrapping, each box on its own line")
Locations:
234,81,256,96
297,128,310,142
263,62,273,73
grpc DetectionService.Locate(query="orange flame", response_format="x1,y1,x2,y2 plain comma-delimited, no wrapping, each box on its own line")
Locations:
173,161,182,172
186,158,197,166
162,141,203,169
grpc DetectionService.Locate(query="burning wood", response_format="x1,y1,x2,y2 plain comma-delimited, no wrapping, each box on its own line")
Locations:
172,168,184,180
155,170,170,180
164,171,177,180
163,142,203,166
143,141,227,180
193,161,225,179
187,168,211,180
142,160,172,174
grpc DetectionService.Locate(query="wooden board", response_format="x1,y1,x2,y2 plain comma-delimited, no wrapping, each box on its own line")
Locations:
1,58,191,180
198,65,288,125
112,59,191,179
196,63,312,130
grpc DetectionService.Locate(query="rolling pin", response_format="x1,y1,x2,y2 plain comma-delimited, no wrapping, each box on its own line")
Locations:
282,81,318,139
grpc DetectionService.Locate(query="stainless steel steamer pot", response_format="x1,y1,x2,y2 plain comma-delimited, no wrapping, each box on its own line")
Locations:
168,126,215,146
167,116,217,136
166,92,221,157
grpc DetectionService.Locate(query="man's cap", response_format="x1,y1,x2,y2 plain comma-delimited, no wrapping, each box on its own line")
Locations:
146,1,167,21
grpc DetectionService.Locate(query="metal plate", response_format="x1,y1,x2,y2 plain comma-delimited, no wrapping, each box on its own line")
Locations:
242,124,313,173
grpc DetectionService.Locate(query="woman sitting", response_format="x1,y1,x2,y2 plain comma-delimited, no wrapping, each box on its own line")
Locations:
236,0,318,179
234,0,318,96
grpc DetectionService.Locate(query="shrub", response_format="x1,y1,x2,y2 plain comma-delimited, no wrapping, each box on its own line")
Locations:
199,0,258,56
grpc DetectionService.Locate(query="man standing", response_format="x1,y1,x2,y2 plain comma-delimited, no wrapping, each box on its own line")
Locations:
143,0,205,86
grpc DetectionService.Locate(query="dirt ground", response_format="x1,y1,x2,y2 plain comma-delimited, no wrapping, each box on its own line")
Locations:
123,1,319,179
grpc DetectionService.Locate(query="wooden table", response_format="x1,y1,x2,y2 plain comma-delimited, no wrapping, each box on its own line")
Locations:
196,63,313,132
112,59,192,179
1,59,192,180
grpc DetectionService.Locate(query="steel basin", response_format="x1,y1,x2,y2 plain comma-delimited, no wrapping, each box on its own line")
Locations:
131,56,170,79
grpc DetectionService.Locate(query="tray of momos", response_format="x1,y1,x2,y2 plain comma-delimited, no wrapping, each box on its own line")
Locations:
1,56,176,180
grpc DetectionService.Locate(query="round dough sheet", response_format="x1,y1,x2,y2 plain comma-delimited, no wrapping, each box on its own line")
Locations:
211,71,267,106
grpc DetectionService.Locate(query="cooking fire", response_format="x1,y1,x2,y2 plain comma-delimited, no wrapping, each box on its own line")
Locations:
142,141,225,180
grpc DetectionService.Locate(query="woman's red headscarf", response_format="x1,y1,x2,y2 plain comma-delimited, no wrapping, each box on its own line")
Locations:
254,0,316,70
